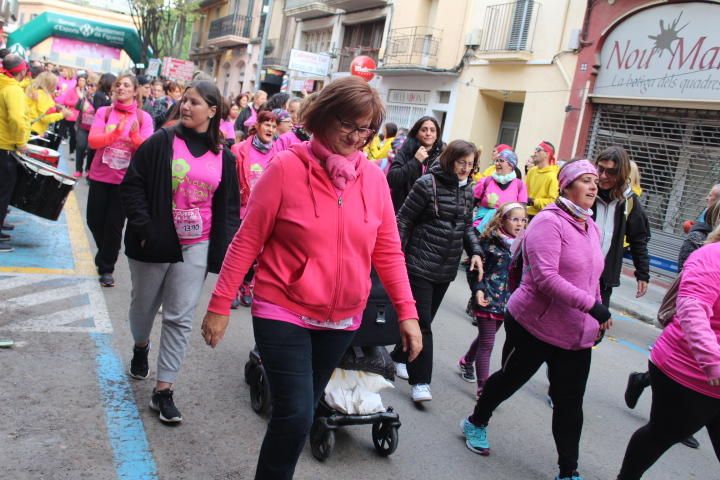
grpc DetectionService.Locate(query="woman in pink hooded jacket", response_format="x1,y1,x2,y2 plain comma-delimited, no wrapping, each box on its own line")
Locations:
460,159,613,480
617,233,720,479
201,76,421,480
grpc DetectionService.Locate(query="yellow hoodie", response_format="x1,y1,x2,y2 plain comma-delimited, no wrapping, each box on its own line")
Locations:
0,74,30,150
364,135,395,161
26,88,64,135
526,164,560,216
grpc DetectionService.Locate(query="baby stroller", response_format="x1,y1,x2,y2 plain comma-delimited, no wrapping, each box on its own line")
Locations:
244,270,402,461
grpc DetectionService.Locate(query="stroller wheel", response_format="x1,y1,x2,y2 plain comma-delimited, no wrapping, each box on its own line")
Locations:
372,421,399,457
243,360,253,384
310,420,335,462
250,365,271,414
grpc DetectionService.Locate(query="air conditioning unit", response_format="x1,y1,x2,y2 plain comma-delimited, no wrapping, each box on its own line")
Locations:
465,29,482,48
567,29,581,51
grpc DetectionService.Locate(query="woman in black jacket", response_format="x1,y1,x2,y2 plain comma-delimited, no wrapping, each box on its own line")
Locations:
392,140,483,403
92,73,116,111
120,80,240,425
387,116,444,211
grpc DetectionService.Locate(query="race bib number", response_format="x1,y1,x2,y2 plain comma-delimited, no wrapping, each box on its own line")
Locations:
173,207,203,240
81,111,95,127
101,146,132,170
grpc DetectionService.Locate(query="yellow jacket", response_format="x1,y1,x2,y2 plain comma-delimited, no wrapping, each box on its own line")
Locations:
364,135,395,161
0,74,30,150
26,88,64,134
526,164,560,216
472,164,497,182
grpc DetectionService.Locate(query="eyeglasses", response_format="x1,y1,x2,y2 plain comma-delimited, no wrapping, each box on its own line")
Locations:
87,83,96,87
337,118,374,139
455,160,475,169
597,165,619,176
494,158,507,163
509,217,528,224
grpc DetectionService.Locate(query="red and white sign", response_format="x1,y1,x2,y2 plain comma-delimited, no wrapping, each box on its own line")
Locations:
161,57,195,83
596,2,720,101
350,55,376,82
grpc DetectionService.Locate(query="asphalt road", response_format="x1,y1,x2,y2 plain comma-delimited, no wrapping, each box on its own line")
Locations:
1,161,717,480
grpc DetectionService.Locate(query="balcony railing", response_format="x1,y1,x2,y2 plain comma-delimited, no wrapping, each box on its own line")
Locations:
478,0,539,54
337,46,380,72
284,0,336,18
208,14,253,41
383,26,441,69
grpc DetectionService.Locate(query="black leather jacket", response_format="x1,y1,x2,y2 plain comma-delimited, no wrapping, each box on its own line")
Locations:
397,163,481,283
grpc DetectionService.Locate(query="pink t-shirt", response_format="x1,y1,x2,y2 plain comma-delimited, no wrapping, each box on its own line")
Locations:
170,136,222,245
219,120,235,143
88,106,154,185
651,242,720,399
271,130,303,155
474,176,528,209
239,144,273,218
78,98,95,131
253,296,362,331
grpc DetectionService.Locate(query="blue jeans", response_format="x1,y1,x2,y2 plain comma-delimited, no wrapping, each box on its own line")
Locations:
253,317,356,480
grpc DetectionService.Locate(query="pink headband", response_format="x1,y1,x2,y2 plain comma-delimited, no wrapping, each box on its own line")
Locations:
559,159,597,192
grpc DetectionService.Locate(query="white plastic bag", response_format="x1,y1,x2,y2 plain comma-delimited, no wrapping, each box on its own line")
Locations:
323,368,395,415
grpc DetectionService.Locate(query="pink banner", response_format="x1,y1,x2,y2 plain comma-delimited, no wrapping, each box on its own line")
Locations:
52,37,121,60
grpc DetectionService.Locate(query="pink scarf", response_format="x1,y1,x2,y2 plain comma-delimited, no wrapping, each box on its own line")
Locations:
310,139,362,190
112,100,138,114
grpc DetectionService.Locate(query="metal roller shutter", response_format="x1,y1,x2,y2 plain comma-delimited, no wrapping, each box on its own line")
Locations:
586,103,720,276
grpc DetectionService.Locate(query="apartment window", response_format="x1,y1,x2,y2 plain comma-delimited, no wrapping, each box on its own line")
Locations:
339,19,385,71
437,91,451,104
302,29,332,54
507,0,535,51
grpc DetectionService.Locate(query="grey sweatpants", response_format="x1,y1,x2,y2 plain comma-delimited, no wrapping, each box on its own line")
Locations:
128,241,209,384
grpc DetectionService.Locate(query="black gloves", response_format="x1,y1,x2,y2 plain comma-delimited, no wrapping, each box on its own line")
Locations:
589,302,611,324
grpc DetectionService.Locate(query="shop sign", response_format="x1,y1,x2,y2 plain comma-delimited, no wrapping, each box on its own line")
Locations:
596,2,720,101
388,89,430,105
288,49,331,77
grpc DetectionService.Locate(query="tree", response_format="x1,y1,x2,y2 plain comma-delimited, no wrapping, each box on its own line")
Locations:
128,0,198,64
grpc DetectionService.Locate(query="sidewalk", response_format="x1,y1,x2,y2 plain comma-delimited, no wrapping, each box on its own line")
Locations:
610,268,672,325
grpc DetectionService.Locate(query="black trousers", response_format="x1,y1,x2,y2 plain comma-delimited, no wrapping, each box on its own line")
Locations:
75,128,94,173
617,362,720,479
253,317,356,480
0,150,18,227
86,180,125,274
471,314,592,476
391,275,450,385
58,119,76,154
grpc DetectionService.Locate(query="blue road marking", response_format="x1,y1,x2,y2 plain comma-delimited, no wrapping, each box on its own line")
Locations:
616,338,650,355
1,209,74,270
90,332,158,480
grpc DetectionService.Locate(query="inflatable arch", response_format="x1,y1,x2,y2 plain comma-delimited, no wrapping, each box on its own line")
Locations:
7,12,146,64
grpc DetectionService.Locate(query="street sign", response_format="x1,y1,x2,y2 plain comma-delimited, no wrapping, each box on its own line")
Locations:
288,49,331,77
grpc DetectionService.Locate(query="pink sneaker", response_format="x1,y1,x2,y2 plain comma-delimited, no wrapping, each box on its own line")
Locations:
73,171,82,178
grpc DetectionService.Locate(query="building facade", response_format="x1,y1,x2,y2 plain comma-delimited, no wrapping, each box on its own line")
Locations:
560,0,720,275
263,0,390,95
0,0,19,45
189,0,267,99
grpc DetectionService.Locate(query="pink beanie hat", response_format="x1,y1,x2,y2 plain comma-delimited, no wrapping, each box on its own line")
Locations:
559,159,597,192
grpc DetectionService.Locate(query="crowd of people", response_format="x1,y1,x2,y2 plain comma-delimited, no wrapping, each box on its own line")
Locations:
0,49,718,480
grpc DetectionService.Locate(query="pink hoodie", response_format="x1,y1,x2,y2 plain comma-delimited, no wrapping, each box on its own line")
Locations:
208,142,418,322
507,203,604,350
651,242,720,398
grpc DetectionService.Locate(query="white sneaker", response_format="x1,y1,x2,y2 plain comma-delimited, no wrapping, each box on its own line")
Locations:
412,383,432,402
395,362,409,380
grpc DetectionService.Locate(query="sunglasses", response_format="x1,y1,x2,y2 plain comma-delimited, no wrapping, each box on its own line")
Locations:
597,165,619,176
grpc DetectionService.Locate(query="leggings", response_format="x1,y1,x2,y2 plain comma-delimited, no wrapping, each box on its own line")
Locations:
617,362,720,479
470,314,592,477
463,318,503,396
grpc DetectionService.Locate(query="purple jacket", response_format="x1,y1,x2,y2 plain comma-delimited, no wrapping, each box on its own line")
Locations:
507,203,604,350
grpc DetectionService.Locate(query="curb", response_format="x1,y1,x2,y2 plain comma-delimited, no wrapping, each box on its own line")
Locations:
610,300,658,327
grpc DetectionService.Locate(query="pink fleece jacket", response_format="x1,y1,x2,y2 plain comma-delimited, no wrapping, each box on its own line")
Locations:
208,142,418,322
507,203,604,350
651,242,720,398
271,130,303,155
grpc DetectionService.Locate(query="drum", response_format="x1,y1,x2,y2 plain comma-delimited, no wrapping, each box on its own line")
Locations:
11,154,76,221
24,144,61,168
29,131,62,152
